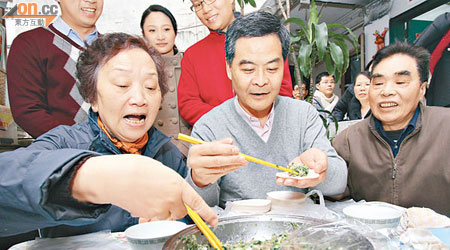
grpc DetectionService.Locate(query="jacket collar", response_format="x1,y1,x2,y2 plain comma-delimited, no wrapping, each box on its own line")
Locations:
87,109,171,157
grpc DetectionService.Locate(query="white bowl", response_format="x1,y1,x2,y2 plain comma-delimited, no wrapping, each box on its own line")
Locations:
267,191,306,209
229,199,272,214
125,221,187,250
343,203,404,229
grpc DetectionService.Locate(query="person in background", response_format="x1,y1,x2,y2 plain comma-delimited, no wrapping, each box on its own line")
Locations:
332,71,371,121
177,0,293,126
140,4,191,156
185,12,347,208
333,42,450,216
7,0,104,138
293,78,310,100
312,72,338,121
0,33,217,239
312,72,339,113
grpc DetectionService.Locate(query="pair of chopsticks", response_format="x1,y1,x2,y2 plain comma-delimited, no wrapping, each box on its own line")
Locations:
185,204,223,250
177,133,298,175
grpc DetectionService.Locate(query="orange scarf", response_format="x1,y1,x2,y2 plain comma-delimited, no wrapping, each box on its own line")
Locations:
97,117,148,154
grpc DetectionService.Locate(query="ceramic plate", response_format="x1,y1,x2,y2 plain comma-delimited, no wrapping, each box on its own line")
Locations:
276,169,319,180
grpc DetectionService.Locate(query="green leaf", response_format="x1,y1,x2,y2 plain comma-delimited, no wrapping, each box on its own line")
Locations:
314,22,328,61
324,53,335,76
246,0,257,8
329,42,344,71
290,35,301,43
285,18,308,40
328,24,359,54
329,42,343,83
298,44,312,78
309,0,319,29
333,38,349,74
329,32,357,55
310,22,316,44
237,0,244,9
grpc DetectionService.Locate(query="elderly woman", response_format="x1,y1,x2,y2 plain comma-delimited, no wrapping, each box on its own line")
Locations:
332,71,372,121
140,4,191,156
0,33,217,239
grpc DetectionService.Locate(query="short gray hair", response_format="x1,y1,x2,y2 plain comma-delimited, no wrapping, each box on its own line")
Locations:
225,12,290,64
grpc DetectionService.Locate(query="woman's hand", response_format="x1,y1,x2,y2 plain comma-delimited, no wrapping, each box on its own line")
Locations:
71,154,218,226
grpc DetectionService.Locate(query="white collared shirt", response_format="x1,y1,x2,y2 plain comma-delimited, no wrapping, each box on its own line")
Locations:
52,16,98,48
234,97,274,142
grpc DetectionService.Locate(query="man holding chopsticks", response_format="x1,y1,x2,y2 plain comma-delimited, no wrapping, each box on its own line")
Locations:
185,12,347,208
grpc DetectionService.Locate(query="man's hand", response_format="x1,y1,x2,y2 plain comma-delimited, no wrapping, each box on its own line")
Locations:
276,148,328,188
71,154,218,226
188,138,248,187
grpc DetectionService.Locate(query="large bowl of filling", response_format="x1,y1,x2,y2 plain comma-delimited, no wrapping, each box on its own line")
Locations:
163,214,375,249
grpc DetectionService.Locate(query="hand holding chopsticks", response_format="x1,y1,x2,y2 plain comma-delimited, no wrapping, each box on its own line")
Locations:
177,133,298,175
185,204,223,250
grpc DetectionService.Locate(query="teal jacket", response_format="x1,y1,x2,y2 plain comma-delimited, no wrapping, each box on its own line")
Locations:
0,110,186,237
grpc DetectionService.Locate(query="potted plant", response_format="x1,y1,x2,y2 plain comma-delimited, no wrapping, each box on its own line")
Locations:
283,0,359,101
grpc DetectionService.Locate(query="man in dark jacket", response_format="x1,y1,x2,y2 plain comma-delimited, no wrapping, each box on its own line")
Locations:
333,42,450,216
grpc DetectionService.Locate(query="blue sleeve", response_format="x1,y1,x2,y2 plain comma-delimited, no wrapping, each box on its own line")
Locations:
0,148,106,237
154,142,187,178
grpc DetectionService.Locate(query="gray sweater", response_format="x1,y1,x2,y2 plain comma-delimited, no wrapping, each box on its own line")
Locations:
187,97,347,208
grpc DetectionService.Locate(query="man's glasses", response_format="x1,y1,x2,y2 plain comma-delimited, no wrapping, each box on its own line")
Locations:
190,0,216,12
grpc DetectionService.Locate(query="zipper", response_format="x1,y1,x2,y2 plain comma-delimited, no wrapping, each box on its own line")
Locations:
391,128,419,179
392,163,397,179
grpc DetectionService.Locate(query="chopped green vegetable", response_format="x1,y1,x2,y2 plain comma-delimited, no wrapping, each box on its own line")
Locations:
181,232,296,250
287,162,309,177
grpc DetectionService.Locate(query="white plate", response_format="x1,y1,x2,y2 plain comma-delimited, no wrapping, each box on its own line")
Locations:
276,169,319,180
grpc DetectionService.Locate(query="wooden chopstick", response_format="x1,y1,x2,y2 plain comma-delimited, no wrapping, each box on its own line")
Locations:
177,133,298,175
185,204,223,250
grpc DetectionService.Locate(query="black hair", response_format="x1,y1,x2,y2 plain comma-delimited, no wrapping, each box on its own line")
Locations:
364,59,373,71
371,42,430,83
315,72,334,85
355,71,371,80
224,12,290,64
140,4,178,54
299,77,310,90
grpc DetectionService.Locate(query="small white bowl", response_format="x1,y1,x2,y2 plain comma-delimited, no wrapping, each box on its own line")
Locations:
125,221,187,250
267,191,306,209
230,199,272,214
343,203,404,229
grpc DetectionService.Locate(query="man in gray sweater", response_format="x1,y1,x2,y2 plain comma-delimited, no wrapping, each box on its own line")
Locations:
186,12,347,208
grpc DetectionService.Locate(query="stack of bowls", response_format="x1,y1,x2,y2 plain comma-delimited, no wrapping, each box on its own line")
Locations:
343,202,405,229
125,221,187,250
